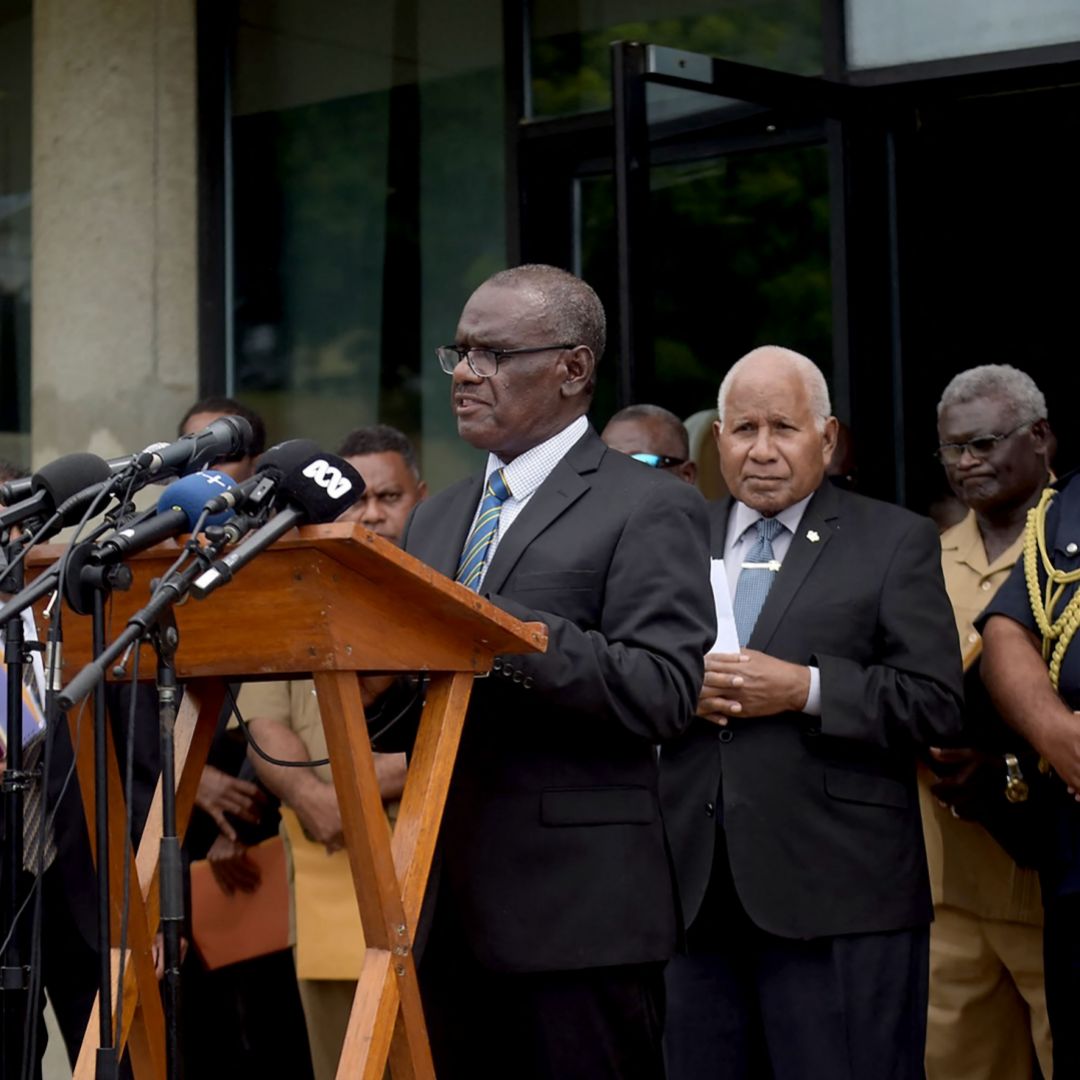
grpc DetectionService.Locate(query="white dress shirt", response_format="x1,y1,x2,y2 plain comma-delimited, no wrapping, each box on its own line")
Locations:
470,414,589,589
722,493,821,715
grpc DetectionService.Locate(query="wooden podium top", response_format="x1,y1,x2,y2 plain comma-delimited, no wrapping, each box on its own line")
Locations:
27,523,547,683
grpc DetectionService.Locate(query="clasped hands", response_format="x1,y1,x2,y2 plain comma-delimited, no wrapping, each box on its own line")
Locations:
696,650,811,725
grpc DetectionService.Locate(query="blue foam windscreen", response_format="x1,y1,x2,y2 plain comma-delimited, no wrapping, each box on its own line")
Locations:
158,470,237,528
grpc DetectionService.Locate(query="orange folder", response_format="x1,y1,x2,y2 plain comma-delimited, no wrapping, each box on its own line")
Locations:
190,835,290,970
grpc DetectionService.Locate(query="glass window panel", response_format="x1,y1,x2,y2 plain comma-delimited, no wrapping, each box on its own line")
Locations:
531,0,823,118
230,0,504,492
847,0,1080,70
577,144,832,424
0,0,32,465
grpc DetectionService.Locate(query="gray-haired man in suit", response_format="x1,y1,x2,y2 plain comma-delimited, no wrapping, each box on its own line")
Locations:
661,346,964,1080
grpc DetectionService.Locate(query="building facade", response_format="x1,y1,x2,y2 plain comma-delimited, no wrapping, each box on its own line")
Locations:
2,0,1079,501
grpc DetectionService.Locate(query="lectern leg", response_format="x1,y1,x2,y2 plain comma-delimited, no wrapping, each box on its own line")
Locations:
316,669,475,1079
390,672,474,928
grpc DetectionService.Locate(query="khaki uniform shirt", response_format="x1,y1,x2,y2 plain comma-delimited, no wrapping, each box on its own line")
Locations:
919,510,1042,925
237,678,397,978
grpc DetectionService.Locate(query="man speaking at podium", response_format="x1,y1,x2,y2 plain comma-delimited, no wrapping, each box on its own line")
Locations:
392,265,715,1078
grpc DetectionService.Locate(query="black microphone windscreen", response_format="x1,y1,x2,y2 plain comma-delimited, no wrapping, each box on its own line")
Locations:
220,415,255,458
31,453,113,509
255,439,324,480
277,450,365,524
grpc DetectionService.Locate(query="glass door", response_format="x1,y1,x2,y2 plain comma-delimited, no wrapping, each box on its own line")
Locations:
517,41,905,498
608,44,849,416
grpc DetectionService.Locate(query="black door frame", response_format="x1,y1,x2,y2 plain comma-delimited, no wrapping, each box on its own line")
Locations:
610,42,871,430
515,40,901,491
506,18,1080,503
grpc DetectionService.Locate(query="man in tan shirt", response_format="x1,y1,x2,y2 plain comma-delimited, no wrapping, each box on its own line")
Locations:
922,365,1053,1079
238,425,425,1080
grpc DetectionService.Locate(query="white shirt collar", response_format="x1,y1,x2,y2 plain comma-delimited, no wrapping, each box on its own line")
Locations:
730,491,815,545
483,415,589,502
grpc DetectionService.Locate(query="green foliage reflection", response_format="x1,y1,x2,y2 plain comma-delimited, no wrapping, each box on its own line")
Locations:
579,146,832,424
532,4,822,118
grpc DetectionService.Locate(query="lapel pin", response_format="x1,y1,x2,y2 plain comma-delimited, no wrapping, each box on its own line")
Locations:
806,529,820,543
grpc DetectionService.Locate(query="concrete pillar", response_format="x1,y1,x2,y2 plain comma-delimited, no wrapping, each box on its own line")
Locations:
31,0,200,468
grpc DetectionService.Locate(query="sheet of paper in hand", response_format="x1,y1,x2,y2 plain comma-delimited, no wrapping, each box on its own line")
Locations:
709,558,740,654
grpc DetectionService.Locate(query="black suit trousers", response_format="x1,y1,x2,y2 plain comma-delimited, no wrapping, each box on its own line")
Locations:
1042,891,1080,1077
420,894,666,1080
664,830,929,1080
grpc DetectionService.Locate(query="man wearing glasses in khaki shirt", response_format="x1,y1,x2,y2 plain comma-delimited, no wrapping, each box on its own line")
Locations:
922,364,1053,1080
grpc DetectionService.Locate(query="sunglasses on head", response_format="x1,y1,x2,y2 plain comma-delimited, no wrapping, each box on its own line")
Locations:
631,453,686,469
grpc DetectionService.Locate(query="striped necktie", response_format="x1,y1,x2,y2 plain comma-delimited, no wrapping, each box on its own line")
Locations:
23,662,56,873
0,659,56,873
732,516,785,646
456,469,512,592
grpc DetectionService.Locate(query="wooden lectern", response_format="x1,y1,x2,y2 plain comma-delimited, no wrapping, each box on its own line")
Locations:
29,525,547,1078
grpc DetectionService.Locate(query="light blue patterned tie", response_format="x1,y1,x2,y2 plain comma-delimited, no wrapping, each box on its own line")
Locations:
732,517,785,646
456,469,512,591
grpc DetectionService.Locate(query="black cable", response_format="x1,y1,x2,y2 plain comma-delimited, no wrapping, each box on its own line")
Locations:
0,700,87,960
226,677,426,771
6,470,139,1077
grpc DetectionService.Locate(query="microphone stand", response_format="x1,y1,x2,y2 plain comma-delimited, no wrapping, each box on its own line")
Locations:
0,525,36,1080
0,495,138,1080
61,556,136,1080
58,500,145,1080
58,533,233,1080
145,606,183,1080
0,512,138,633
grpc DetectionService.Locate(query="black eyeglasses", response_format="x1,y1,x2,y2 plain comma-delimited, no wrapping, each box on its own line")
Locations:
631,453,687,469
436,343,575,378
935,418,1036,465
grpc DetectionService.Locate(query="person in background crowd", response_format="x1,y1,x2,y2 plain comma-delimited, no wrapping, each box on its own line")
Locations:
178,396,271,888
176,397,314,1080
825,419,858,490
921,365,1053,1080
980,460,1080,1076
661,345,963,1080
1,459,166,1076
178,396,267,483
240,424,419,1080
601,404,698,485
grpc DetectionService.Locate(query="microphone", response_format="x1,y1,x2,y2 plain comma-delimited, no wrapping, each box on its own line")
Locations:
0,417,250,518
190,448,364,599
0,419,250,509
201,438,324,515
0,450,175,506
92,471,238,565
0,452,114,530
132,416,254,478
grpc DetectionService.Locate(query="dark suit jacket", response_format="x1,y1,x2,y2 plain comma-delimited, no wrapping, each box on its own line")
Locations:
661,481,964,940
400,426,715,973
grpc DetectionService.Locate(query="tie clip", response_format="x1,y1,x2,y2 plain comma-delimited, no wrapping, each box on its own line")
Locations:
742,560,781,571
